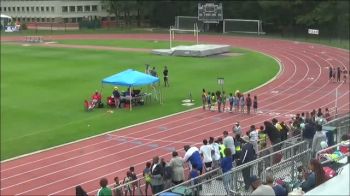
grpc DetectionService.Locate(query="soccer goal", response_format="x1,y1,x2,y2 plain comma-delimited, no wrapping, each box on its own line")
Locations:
169,24,199,48
223,19,264,35
175,16,203,31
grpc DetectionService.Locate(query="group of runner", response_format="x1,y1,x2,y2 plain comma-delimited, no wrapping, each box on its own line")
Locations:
201,89,258,114
329,66,348,83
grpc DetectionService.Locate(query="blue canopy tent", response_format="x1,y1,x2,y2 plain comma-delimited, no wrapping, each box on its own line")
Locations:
102,69,160,110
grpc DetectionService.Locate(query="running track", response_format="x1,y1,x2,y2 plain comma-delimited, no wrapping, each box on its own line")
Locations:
1,34,349,195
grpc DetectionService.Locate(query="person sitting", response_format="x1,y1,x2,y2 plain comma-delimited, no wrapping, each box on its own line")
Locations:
91,91,103,108
84,100,94,111
301,159,326,192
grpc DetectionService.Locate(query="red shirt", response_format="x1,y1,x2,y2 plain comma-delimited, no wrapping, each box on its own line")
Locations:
92,93,101,100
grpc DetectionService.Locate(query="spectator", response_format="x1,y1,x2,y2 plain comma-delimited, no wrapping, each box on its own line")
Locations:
324,108,331,122
315,113,327,126
312,125,327,157
150,66,158,77
123,171,133,196
263,121,282,151
75,185,88,196
301,159,326,192
239,136,257,190
209,137,221,169
250,175,275,195
163,66,169,87
272,118,283,132
279,121,289,141
183,145,203,174
303,119,316,148
113,177,123,196
249,125,259,154
129,166,137,195
233,122,242,137
221,148,233,195
143,162,152,196
162,159,174,189
223,131,236,161
217,137,226,159
151,156,164,194
97,178,112,196
112,87,121,109
246,93,252,114
169,151,185,185
266,174,287,196
200,139,214,172
234,134,246,162
253,95,258,113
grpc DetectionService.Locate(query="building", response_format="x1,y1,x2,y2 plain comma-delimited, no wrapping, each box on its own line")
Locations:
0,0,111,23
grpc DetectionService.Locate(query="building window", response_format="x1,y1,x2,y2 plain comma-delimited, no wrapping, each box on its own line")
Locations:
31,7,34,12
3,7,6,11
22,7,25,12
77,6,83,12
41,18,45,22
0,7,2,12
46,7,49,12
17,7,20,12
69,6,75,12
41,7,44,12
13,7,15,12
64,18,68,23
84,5,90,12
36,7,39,12
62,6,68,12
72,18,76,23
51,18,55,22
51,7,54,12
26,7,29,12
92,5,97,11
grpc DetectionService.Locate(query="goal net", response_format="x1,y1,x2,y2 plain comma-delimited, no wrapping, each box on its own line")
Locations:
223,19,264,35
175,16,203,31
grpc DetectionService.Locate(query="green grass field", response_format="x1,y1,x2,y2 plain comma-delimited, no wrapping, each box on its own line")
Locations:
0,40,279,160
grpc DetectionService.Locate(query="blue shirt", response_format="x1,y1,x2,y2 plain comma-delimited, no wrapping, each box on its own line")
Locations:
273,184,287,196
188,151,203,171
221,157,233,173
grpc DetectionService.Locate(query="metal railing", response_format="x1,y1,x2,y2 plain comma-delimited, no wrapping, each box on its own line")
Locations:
322,113,350,143
316,139,350,164
155,140,309,196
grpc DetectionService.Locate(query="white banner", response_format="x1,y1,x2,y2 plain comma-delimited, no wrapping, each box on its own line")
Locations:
308,29,319,35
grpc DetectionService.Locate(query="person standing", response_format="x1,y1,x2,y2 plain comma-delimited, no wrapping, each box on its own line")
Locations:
240,94,245,113
112,87,120,109
150,156,164,194
163,66,169,87
216,91,222,112
233,94,239,112
200,139,214,173
209,137,221,169
263,121,282,151
253,95,258,113
228,93,234,112
337,67,341,82
239,136,257,191
233,122,242,137
143,162,152,196
343,67,348,83
246,93,252,114
328,66,333,81
223,131,236,161
207,91,212,111
311,125,327,157
332,67,336,82
249,125,259,155
222,91,227,112
169,151,185,185
202,89,207,110
97,178,112,196
113,177,123,196
150,67,158,77
221,148,233,196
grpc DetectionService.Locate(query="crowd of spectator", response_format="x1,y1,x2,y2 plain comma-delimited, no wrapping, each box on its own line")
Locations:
76,107,347,196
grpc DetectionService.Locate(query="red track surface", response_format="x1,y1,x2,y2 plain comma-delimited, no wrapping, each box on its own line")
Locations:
1,34,349,195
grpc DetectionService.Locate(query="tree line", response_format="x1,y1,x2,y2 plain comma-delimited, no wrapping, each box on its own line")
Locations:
103,0,349,39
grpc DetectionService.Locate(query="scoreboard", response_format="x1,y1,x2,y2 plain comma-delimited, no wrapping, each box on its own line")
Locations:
198,3,223,23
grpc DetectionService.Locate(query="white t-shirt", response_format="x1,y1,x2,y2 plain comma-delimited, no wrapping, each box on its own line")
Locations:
250,130,259,142
200,144,213,163
211,143,221,161
184,146,199,162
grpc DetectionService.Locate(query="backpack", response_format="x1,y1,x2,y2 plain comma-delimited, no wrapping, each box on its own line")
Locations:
323,166,336,180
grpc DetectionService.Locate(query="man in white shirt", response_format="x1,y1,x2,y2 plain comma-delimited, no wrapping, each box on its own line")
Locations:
209,137,221,169
233,122,242,136
200,139,214,172
183,145,203,174
223,131,236,161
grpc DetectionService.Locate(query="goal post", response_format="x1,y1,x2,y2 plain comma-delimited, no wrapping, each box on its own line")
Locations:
169,24,199,49
175,16,203,30
223,19,264,35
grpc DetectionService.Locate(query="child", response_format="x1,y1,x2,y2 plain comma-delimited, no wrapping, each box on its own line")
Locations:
229,93,234,112
123,171,132,196
113,177,123,196
143,162,152,196
253,95,258,113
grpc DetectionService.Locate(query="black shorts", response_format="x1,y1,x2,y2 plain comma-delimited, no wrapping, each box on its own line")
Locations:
164,76,168,81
